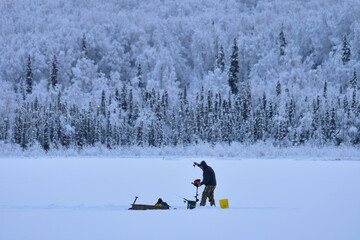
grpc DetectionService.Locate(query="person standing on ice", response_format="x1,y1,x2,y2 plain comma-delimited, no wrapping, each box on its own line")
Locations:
194,161,217,206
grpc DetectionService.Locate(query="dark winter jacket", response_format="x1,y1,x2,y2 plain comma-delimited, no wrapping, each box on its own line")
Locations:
200,161,216,186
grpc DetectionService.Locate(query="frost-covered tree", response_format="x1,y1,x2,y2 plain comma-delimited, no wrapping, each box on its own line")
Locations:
71,57,97,93
137,64,146,97
216,45,225,73
323,80,328,99
343,95,349,117
276,80,282,97
279,27,287,56
350,70,358,90
100,90,106,117
115,88,120,108
81,33,88,57
127,89,134,126
106,111,112,149
20,79,26,101
50,55,58,90
120,83,128,111
228,39,239,95
25,55,33,94
43,121,50,152
342,35,351,65
137,121,144,147
351,88,357,111
329,108,337,140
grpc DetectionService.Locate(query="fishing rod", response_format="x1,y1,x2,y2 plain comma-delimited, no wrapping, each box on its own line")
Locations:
188,159,200,168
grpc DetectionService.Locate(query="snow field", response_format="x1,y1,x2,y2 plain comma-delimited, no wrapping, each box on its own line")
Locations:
0,156,359,240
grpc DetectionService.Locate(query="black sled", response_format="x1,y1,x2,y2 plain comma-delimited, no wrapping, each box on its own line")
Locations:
128,196,170,210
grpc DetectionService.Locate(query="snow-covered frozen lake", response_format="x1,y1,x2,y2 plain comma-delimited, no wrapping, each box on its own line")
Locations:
1,156,359,240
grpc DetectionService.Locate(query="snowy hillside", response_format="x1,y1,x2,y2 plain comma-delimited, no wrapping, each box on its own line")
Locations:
1,0,360,90
1,0,360,151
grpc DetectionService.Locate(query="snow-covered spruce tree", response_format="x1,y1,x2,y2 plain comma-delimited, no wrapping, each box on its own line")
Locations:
148,120,155,147
240,78,252,124
126,88,134,127
0,117,10,143
323,80,328,99
277,119,288,143
311,98,319,139
342,35,351,65
228,38,239,95
25,55,33,94
20,116,28,150
349,71,357,113
119,117,126,146
262,92,267,112
22,108,32,150
204,96,215,145
170,110,178,146
120,83,128,111
343,95,350,118
137,63,146,102
350,70,358,90
216,45,226,73
100,90,106,117
321,108,330,143
177,91,185,146
279,27,287,56
115,88,120,108
75,113,85,149
19,78,26,101
137,121,144,147
42,120,50,152
112,123,120,147
50,104,60,150
276,80,282,97
351,88,357,112
81,33,88,57
194,90,204,142
220,98,232,144
289,98,296,128
266,101,275,140
253,109,263,142
12,109,22,146
137,64,145,90
50,55,58,90
329,107,337,142
106,111,112,149
262,92,270,139
87,103,96,146
189,104,198,145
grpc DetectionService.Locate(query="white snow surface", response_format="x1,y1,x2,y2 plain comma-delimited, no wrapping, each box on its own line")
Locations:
0,153,359,240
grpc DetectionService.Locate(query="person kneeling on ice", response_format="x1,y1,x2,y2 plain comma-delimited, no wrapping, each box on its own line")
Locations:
194,161,217,206
155,198,169,207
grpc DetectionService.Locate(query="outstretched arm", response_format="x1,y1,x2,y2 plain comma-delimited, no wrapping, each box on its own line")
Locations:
193,162,201,168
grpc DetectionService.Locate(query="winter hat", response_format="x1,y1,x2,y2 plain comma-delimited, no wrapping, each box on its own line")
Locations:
200,161,207,167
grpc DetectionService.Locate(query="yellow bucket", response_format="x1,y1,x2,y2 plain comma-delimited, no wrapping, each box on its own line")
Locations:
219,199,229,209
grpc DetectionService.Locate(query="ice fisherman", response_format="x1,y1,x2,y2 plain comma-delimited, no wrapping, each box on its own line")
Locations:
194,161,217,206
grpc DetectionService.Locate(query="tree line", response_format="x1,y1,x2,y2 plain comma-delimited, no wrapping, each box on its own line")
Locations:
2,78,360,151
1,30,360,151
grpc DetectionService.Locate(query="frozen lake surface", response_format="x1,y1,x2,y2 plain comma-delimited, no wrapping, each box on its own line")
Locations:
0,156,359,240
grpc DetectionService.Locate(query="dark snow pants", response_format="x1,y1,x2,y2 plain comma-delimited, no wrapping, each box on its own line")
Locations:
200,185,216,206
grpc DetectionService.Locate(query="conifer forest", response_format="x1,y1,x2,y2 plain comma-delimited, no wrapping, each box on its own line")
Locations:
1,0,360,151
